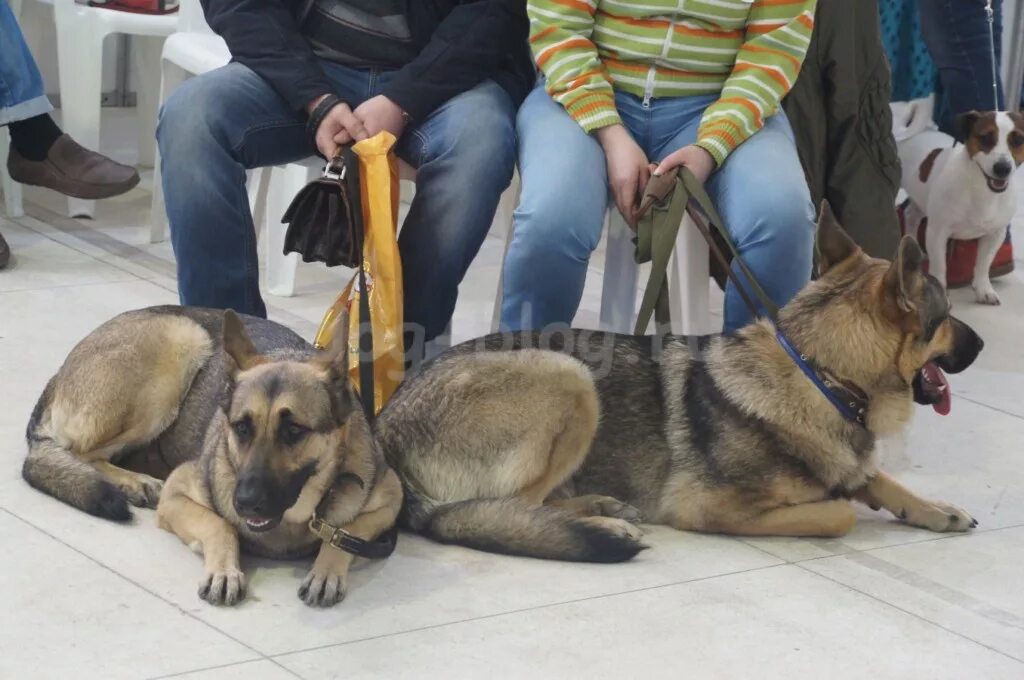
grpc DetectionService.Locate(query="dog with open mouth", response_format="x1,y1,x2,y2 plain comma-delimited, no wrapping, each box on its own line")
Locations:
23,307,402,607
898,110,1023,305
375,206,985,563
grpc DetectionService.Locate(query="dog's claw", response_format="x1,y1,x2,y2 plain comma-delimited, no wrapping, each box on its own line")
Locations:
198,568,246,606
299,569,347,608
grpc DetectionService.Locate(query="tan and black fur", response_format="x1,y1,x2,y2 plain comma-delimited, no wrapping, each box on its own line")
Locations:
376,205,984,563
24,306,401,606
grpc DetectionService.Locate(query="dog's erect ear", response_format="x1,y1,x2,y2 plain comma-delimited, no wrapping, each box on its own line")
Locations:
815,200,859,276
884,236,925,314
222,310,264,373
313,307,350,370
954,110,981,144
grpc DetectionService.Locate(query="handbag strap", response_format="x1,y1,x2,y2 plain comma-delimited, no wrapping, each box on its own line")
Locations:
633,167,779,336
337,147,376,422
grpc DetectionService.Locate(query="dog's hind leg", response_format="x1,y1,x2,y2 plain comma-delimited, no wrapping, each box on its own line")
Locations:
91,460,163,509
972,229,1004,305
518,389,600,506
924,218,952,289
157,463,244,606
546,495,642,523
706,500,857,538
855,471,975,532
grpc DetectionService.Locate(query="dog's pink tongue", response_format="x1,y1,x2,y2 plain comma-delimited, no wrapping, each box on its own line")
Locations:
926,363,952,416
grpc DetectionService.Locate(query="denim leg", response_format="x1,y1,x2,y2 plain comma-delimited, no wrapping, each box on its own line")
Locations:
157,64,315,317
0,0,52,124
500,84,608,331
918,0,1003,133
395,80,517,343
652,108,813,333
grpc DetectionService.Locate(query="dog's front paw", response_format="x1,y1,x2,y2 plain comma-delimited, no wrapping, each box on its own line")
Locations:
298,567,348,608
901,500,977,533
588,496,643,523
577,516,647,541
973,282,1001,306
120,473,163,508
198,567,246,606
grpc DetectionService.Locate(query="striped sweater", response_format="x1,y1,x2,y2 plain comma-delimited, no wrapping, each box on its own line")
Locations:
528,0,817,165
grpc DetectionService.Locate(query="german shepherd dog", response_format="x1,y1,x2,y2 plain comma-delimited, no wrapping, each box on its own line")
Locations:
23,307,401,606
375,206,984,563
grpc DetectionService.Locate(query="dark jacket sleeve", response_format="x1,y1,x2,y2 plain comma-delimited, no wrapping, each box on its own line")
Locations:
381,0,529,121
202,0,332,113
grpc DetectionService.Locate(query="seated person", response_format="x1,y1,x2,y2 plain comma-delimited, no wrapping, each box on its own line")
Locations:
158,0,533,348
501,0,817,334
1,0,139,269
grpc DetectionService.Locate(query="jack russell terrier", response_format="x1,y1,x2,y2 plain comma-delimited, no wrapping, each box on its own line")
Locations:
897,109,1023,305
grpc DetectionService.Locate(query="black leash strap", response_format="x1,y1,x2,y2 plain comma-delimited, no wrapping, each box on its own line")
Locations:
342,148,376,422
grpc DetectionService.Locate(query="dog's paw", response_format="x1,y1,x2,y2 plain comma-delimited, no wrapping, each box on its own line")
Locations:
119,473,163,508
973,283,1001,306
588,497,643,524
298,568,348,608
577,516,646,542
901,500,977,533
198,567,246,606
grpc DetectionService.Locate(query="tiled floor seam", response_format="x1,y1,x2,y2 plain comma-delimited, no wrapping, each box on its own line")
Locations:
259,561,792,662
956,394,1024,421
795,562,1024,666
0,507,301,678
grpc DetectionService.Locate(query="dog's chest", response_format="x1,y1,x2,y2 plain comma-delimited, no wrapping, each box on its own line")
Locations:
929,163,1017,238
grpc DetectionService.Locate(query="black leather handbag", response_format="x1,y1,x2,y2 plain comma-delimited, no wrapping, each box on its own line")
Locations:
281,147,363,269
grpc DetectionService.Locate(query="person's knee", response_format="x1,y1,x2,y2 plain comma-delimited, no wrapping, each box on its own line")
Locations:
157,76,231,162
437,93,517,187
732,182,814,256
510,187,605,267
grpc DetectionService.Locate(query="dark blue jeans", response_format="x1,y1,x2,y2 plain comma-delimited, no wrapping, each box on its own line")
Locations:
157,61,516,341
917,0,1004,133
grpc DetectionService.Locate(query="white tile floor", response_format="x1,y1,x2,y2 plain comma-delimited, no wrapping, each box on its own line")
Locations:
1,110,1024,679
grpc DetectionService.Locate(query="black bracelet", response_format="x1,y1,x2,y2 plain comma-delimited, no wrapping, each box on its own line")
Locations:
307,94,343,151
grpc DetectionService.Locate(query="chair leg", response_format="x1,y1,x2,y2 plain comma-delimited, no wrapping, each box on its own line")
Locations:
54,4,104,219
264,164,313,297
599,210,639,333
669,214,712,338
489,174,521,332
150,61,189,243
1,130,25,219
132,36,164,168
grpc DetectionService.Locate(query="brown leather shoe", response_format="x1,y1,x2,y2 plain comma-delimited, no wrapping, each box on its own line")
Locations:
7,134,140,200
0,231,10,270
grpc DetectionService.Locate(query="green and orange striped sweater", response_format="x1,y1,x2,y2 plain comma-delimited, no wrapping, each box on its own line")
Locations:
528,0,817,165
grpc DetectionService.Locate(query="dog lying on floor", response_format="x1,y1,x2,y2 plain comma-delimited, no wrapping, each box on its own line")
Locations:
23,307,401,606
375,205,984,563
898,109,1023,305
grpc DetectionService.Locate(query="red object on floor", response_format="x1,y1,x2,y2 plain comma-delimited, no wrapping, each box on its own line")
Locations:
87,0,178,14
896,201,1014,288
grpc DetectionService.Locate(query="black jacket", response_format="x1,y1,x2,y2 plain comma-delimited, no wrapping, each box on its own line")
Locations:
201,0,534,120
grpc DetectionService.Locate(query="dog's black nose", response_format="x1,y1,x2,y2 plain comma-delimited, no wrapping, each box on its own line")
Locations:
993,160,1013,179
234,475,269,516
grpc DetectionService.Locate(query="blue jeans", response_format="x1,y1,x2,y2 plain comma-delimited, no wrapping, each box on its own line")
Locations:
917,0,1003,133
0,0,52,125
502,84,814,334
157,62,516,341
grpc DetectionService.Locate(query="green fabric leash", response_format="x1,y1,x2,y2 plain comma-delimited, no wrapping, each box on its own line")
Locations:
633,167,779,336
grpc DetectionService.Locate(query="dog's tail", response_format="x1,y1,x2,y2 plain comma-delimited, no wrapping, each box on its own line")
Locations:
403,493,646,563
22,384,131,522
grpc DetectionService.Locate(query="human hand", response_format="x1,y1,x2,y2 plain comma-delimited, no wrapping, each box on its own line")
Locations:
596,124,650,227
654,144,716,184
351,95,407,141
309,97,369,159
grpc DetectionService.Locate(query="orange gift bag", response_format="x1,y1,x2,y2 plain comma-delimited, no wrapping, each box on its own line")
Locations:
313,132,404,415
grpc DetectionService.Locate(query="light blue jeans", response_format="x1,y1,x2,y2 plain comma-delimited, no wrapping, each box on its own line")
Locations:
501,84,814,334
0,0,52,125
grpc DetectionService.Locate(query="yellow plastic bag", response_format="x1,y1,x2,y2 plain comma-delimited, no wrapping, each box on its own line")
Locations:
314,131,404,414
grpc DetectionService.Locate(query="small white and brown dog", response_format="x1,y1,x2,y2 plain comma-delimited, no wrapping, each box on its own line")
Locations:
897,109,1023,305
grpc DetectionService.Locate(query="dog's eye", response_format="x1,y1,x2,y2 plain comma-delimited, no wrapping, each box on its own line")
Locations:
283,422,309,444
1010,133,1024,148
980,133,996,147
232,418,252,441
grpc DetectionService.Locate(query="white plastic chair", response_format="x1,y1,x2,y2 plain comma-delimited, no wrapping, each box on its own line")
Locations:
43,0,178,218
491,208,715,337
0,130,25,218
